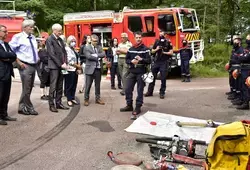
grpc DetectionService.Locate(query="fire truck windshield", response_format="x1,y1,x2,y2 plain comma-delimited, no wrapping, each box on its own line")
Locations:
178,9,200,32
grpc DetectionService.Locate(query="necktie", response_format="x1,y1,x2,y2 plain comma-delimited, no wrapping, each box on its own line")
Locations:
0,42,7,51
94,47,100,68
28,36,37,63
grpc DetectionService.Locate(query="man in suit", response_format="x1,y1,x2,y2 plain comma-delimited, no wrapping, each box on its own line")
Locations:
83,34,105,106
46,23,69,112
9,20,39,116
0,25,17,125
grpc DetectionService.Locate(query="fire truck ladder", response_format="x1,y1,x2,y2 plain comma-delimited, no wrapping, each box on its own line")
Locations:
0,0,26,17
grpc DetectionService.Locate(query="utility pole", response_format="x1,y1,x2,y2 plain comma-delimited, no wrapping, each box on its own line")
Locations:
202,0,207,39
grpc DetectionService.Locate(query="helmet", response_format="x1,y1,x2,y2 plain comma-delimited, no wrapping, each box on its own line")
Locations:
142,72,154,84
245,77,250,87
225,63,230,71
232,69,239,79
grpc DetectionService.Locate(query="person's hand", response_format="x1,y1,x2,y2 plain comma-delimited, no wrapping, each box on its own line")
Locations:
135,55,142,61
19,62,27,69
131,59,139,65
92,54,98,57
61,63,67,69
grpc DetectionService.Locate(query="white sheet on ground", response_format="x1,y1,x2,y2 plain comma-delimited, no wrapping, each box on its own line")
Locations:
125,111,222,144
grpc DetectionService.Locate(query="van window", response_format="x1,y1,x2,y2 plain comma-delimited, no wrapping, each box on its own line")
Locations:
158,14,175,32
144,16,155,37
128,16,143,32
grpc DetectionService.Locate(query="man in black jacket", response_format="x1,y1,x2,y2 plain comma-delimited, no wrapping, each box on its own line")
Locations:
0,25,17,125
120,32,151,120
46,23,69,112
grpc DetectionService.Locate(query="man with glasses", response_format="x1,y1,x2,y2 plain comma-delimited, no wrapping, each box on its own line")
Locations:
9,20,40,116
117,33,132,95
83,34,106,106
0,25,17,125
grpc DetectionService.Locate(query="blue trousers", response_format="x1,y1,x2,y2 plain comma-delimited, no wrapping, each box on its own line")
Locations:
147,62,168,95
240,68,250,102
125,72,145,107
64,71,78,101
181,60,190,76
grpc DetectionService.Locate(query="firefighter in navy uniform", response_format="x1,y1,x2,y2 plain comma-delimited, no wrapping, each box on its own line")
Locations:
144,31,173,99
180,39,193,82
227,37,244,101
235,35,250,110
120,32,151,120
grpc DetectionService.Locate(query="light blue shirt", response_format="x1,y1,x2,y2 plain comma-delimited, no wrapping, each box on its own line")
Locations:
0,40,7,51
9,32,39,64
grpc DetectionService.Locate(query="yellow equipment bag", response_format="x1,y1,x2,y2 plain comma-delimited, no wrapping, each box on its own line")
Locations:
206,121,250,170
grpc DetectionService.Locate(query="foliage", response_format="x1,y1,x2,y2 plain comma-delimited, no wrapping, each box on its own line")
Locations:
191,43,231,77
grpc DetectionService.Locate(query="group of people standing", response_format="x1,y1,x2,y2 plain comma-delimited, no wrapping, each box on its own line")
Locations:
226,35,250,110
0,18,194,125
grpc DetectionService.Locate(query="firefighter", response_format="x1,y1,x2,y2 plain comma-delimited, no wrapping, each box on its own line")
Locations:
227,37,244,101
234,35,250,110
179,39,193,82
144,30,173,99
120,31,151,120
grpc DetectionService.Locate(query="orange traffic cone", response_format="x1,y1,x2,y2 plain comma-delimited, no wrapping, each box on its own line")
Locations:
106,67,111,80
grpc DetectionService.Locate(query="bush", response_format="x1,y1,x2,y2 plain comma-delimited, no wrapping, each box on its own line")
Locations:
191,43,231,77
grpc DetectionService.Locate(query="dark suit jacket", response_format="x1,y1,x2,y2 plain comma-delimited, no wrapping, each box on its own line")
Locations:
0,42,17,81
84,44,105,75
46,34,67,70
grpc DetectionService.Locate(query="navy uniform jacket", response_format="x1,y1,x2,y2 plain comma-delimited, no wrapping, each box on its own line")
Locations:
230,46,244,64
152,39,173,62
239,46,250,66
180,47,193,60
126,43,151,74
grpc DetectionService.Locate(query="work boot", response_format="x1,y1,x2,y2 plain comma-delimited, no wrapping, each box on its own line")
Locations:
144,92,153,97
232,100,243,105
120,105,133,112
231,98,241,103
236,102,249,110
185,76,191,82
181,76,186,82
227,94,236,100
130,107,142,120
225,91,233,95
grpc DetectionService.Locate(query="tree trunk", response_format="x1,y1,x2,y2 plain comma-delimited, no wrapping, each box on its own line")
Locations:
202,0,207,39
216,0,221,43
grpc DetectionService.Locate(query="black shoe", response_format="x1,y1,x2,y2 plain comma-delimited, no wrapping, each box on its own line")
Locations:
227,95,236,100
231,98,241,103
232,100,243,105
160,94,165,99
111,86,116,90
144,92,153,97
225,91,233,95
18,108,30,115
236,103,249,110
0,119,7,125
118,86,123,89
185,78,191,82
120,91,125,96
120,105,133,112
50,106,58,112
130,107,141,120
29,109,39,115
2,116,17,121
41,95,48,100
71,100,79,105
56,104,69,110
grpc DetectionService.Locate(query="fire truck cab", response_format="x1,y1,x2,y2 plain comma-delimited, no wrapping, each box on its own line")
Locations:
63,6,204,69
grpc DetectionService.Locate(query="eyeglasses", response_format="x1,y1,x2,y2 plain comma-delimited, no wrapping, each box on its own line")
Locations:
0,30,7,33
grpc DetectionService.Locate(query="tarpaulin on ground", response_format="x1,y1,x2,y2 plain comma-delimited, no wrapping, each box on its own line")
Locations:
125,111,222,144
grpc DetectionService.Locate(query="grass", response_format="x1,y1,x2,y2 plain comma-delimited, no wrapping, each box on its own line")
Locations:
190,43,231,78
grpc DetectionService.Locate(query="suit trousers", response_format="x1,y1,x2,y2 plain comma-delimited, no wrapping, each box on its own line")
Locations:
118,58,129,93
18,64,36,111
84,68,101,100
49,69,64,106
0,78,11,118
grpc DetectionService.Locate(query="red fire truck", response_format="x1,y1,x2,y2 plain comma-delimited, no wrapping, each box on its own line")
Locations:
0,0,26,42
63,6,204,68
